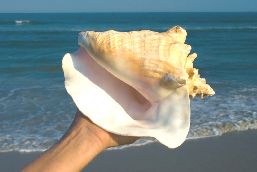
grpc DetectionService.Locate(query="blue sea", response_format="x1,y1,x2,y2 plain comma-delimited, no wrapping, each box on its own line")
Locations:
0,13,257,152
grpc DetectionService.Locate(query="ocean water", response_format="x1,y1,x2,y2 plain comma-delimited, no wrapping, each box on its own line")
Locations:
0,13,257,152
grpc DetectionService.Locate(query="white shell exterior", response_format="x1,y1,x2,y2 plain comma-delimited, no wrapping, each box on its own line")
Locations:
62,51,190,148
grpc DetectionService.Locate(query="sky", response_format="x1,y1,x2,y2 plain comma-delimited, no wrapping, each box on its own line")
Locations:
0,0,256,13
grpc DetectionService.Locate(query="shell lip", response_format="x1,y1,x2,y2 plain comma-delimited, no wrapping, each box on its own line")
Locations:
62,52,191,149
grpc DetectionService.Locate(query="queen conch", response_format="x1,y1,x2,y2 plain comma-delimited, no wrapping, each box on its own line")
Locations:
62,26,215,148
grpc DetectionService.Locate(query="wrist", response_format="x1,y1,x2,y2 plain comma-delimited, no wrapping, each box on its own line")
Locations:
70,111,111,150
67,119,102,155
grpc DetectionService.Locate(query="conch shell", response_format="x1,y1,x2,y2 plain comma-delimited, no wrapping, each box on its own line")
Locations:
62,26,214,148
79,26,215,102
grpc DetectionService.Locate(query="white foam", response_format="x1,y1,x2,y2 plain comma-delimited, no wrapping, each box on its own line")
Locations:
15,20,30,25
186,26,257,31
1,86,257,153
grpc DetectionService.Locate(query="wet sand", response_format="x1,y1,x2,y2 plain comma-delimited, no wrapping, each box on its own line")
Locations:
1,130,257,172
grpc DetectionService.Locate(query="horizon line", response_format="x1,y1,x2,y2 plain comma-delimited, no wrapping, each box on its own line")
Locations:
0,11,257,14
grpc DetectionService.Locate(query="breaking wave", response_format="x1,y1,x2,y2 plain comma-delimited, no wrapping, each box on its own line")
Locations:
15,20,31,25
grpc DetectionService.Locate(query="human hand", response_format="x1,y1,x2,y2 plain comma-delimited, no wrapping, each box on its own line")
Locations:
73,110,139,149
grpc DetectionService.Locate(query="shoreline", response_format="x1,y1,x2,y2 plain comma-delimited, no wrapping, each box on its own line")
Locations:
1,129,257,172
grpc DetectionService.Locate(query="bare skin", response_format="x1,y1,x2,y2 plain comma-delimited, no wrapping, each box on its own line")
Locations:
22,110,138,172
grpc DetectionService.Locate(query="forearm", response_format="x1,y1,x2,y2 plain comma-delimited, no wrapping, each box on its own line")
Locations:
22,112,107,172
22,110,137,172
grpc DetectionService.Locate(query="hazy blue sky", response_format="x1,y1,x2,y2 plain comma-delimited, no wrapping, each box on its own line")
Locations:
0,0,256,12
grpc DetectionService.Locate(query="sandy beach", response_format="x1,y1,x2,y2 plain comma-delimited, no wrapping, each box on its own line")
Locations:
0,129,256,172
